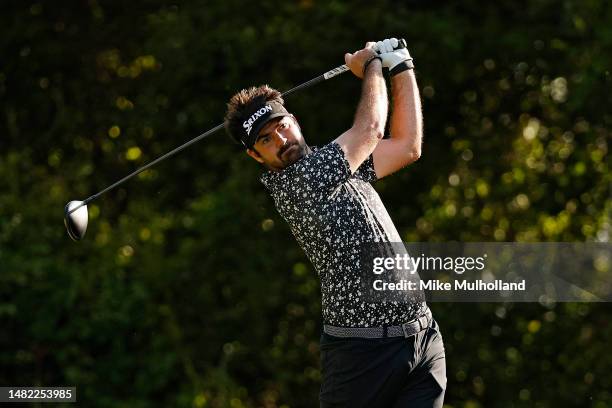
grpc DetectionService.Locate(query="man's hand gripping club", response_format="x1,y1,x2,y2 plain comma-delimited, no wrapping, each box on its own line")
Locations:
374,37,413,77
344,42,381,79
344,38,410,79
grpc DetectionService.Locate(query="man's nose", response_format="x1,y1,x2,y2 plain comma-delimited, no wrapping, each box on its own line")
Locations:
274,132,288,146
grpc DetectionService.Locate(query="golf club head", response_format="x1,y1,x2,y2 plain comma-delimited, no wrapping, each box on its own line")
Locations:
64,201,88,241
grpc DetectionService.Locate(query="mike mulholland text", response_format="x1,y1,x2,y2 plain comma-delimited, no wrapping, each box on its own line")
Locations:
373,279,526,291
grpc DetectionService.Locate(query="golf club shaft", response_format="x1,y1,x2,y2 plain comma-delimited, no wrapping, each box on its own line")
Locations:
68,64,351,215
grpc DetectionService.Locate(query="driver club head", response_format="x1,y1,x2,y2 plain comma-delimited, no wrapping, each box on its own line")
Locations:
64,200,88,241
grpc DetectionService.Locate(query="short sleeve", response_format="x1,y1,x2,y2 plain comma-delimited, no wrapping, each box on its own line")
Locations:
261,142,352,202
353,154,377,183
291,142,352,193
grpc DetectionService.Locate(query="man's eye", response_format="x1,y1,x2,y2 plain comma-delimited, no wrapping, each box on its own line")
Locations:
280,123,288,129
261,136,269,144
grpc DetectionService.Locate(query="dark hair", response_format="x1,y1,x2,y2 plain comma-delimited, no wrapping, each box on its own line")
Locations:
224,85,284,145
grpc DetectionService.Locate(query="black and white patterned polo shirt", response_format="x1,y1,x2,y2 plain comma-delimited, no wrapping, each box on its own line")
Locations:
261,141,427,327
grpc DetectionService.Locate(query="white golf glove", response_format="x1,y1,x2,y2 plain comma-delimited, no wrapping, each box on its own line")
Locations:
375,38,413,75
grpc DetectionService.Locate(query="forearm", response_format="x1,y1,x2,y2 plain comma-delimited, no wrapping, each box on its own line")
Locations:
389,70,422,156
336,45,389,172
353,59,388,139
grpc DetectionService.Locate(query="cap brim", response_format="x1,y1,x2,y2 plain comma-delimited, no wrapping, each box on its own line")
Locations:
247,112,291,147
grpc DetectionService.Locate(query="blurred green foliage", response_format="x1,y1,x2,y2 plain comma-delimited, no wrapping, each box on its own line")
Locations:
1,0,610,407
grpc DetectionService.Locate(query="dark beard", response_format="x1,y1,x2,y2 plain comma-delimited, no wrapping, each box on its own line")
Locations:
277,143,295,159
278,143,303,164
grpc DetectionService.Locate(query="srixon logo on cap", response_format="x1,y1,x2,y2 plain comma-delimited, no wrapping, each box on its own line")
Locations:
243,105,273,136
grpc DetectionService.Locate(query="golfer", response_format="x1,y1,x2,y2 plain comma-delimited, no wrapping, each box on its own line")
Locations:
224,38,446,407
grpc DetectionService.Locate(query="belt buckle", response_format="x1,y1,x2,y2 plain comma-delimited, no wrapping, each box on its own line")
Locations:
418,315,429,330
401,322,411,338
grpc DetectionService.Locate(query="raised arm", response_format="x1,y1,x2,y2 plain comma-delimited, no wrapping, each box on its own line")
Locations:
334,43,388,173
372,40,423,179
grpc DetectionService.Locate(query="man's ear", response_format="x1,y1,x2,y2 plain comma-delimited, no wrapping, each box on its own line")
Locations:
246,148,264,163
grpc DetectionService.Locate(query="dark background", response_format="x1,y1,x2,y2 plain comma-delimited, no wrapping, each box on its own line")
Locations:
1,1,610,406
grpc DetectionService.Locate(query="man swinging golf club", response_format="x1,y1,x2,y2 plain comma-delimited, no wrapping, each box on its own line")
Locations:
225,38,446,407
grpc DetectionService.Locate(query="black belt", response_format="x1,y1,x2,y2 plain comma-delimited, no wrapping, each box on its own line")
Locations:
323,309,433,339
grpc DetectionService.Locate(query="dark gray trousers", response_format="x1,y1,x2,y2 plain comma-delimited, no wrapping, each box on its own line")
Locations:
319,319,446,407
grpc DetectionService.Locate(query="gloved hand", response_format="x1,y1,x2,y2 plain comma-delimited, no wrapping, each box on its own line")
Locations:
374,38,414,75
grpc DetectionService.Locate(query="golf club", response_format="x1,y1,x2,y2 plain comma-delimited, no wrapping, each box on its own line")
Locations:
64,39,407,241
